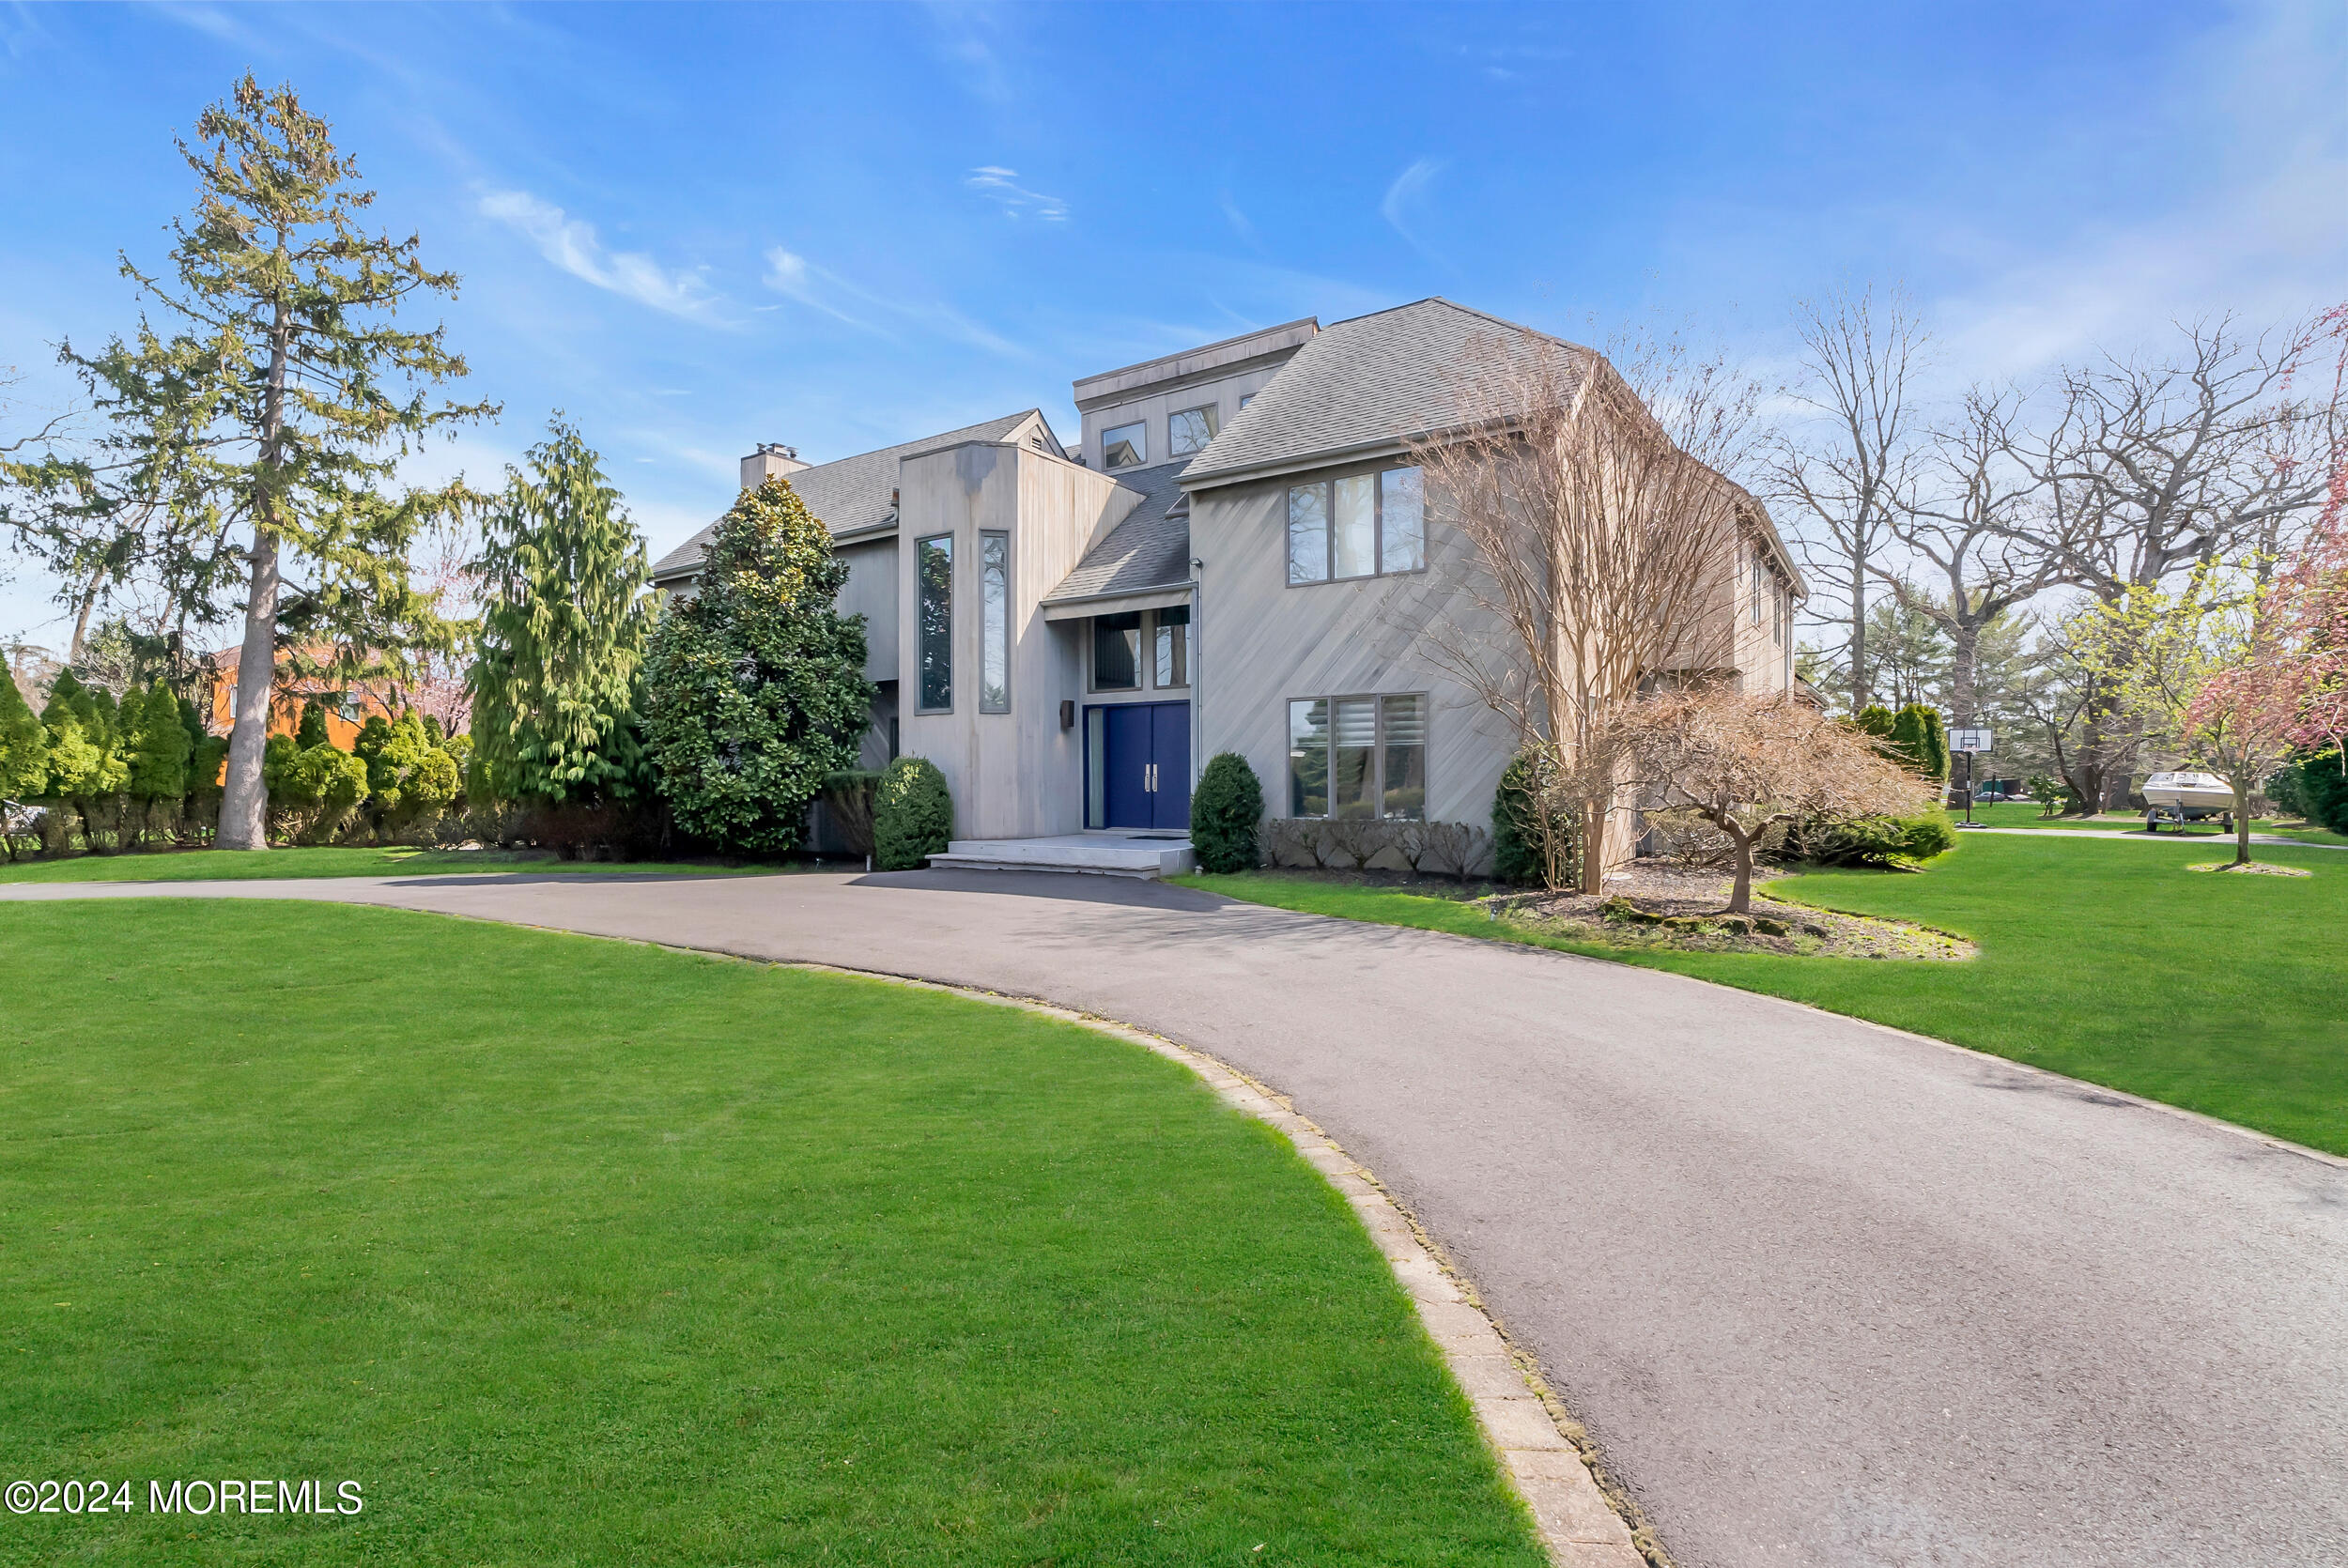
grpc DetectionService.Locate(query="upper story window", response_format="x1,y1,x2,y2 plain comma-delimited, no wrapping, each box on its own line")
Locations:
1751,556,1765,625
1287,466,1425,586
1238,392,1255,410
1092,611,1142,691
1103,421,1146,470
1168,405,1219,456
981,531,1011,713
1154,605,1189,688
916,533,953,713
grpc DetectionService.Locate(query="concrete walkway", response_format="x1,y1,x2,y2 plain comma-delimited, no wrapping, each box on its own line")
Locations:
8,869,2345,1567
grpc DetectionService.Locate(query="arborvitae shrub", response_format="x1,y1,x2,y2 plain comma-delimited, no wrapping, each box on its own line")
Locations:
1491,750,1575,886
1190,751,1263,873
873,756,953,870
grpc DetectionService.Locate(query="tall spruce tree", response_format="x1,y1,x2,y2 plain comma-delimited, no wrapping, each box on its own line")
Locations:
54,76,491,851
642,478,873,853
469,420,651,805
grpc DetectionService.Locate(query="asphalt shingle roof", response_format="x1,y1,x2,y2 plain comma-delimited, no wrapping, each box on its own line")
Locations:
650,409,1043,580
1178,298,1591,485
1044,461,1192,603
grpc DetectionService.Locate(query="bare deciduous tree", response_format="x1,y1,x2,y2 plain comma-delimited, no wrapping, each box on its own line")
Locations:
2009,316,2344,807
1613,686,1934,914
1769,285,1927,714
1409,328,1766,892
1883,387,2066,725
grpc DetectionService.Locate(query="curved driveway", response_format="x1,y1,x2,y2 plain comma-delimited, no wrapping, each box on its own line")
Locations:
10,868,2346,1567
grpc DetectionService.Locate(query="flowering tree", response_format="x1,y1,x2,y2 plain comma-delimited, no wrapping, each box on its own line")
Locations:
1614,686,1934,914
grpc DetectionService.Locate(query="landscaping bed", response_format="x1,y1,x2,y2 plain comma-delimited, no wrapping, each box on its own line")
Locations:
1508,862,1973,960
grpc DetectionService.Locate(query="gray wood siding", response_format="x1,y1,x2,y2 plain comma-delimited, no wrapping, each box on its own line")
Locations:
895,443,1136,838
1194,463,1519,830
836,537,898,682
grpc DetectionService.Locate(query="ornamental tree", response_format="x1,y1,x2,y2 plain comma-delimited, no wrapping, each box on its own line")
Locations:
468,420,651,806
641,478,873,853
1615,686,1936,914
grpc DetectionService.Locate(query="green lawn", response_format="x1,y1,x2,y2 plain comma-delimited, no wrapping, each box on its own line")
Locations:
1960,800,2348,845
1182,832,2346,1157
0,845,777,884
0,902,1540,1566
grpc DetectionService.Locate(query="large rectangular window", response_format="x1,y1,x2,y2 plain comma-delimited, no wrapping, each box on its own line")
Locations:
1286,466,1426,585
1103,420,1146,469
1285,692,1427,821
1168,404,1219,455
1092,611,1142,690
981,531,1010,713
916,533,952,712
1153,605,1190,688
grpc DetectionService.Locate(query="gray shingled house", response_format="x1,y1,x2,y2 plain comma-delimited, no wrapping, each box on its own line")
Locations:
651,299,1804,875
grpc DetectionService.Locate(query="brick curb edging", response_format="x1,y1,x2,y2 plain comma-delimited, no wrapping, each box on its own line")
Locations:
781,961,1660,1568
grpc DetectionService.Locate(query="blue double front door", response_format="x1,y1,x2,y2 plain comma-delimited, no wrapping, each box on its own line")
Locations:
1096,700,1191,831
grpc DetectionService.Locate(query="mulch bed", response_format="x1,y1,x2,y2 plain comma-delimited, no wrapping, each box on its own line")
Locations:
1506,862,1975,960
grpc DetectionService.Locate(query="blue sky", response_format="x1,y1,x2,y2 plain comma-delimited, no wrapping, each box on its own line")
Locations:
2,1,2342,648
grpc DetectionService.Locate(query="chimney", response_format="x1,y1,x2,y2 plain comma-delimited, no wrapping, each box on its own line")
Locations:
740,442,810,490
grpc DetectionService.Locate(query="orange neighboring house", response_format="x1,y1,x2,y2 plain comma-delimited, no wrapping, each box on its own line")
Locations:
206,646,397,750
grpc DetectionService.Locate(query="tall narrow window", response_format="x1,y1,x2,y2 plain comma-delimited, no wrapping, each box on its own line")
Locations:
1288,699,1329,818
980,531,1010,713
1380,695,1427,820
1092,611,1141,690
1168,405,1219,455
1331,697,1378,818
1333,474,1376,578
1752,557,1765,624
1153,605,1190,688
1287,484,1330,584
1103,421,1146,469
916,533,953,712
1380,467,1425,573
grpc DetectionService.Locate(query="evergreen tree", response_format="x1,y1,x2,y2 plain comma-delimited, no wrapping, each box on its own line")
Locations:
1189,752,1264,873
642,478,873,853
47,76,492,851
0,671,45,800
125,681,193,802
1855,704,1896,738
469,420,651,805
296,699,332,749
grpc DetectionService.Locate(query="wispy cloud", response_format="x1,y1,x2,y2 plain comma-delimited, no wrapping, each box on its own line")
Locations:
965,166,1068,222
1380,157,1452,268
478,189,722,323
152,4,265,49
763,246,1024,358
1219,191,1259,248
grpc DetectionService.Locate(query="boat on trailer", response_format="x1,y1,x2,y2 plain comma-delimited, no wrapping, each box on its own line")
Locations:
2140,770,2234,831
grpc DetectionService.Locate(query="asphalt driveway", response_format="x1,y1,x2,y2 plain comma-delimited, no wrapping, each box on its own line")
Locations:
8,868,2344,1567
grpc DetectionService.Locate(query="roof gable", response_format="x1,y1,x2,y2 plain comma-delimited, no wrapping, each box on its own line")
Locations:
1178,298,1591,487
651,409,1047,580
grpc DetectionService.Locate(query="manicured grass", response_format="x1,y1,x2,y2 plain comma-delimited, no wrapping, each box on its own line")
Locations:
0,845,777,884
1182,832,2346,1157
0,902,1540,1566
1959,800,2348,845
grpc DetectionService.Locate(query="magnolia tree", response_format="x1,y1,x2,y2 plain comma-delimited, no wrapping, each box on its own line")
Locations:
1614,687,1934,914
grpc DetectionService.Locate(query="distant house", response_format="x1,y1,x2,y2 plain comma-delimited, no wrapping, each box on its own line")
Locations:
205,646,396,748
653,298,1805,860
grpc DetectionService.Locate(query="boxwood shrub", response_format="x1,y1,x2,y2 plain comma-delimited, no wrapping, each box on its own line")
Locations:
1190,751,1264,873
873,756,954,870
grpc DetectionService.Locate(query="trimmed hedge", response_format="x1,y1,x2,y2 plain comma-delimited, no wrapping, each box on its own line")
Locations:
873,756,953,870
1190,751,1263,873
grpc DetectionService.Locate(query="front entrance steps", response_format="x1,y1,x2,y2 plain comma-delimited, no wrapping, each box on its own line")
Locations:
926,833,1196,880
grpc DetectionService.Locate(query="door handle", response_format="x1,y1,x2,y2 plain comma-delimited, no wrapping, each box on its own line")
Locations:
1145,763,1155,792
